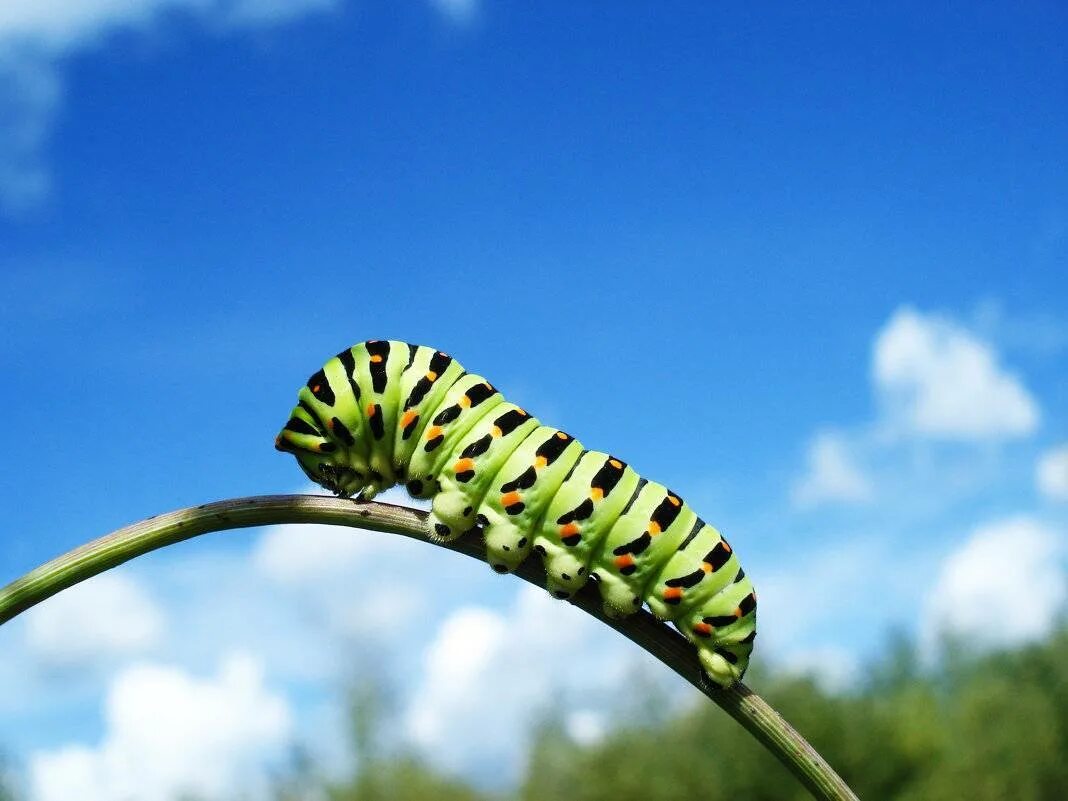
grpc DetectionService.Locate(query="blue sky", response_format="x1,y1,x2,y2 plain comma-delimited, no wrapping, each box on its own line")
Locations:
1,2,1066,799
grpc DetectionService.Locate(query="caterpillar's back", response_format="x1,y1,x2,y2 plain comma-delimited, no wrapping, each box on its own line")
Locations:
276,340,757,686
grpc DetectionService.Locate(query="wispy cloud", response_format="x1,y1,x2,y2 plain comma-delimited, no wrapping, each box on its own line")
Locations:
0,0,339,215
972,299,1068,359
24,572,164,669
1037,444,1068,502
0,0,339,60
251,486,452,645
753,536,918,666
791,430,873,509
427,0,478,25
0,0,478,215
0,51,59,213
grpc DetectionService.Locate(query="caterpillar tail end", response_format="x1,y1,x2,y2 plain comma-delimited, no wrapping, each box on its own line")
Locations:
697,646,749,688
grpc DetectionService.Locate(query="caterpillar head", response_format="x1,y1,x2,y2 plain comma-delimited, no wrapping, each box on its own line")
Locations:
274,411,367,498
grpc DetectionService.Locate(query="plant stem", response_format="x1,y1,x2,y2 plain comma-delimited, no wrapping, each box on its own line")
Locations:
0,494,859,801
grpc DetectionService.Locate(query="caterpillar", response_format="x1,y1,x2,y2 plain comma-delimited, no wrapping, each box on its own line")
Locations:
275,340,757,687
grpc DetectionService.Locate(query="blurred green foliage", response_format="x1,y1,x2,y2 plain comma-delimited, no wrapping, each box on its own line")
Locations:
318,627,1068,801
319,680,491,801
5,628,1067,800
0,754,17,801
519,627,1068,801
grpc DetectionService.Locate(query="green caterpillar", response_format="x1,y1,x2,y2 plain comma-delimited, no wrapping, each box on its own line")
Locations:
275,340,757,686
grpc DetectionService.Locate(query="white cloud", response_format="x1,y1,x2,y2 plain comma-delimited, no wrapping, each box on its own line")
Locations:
24,571,164,667
564,709,606,746
250,484,663,782
29,653,292,801
6,483,658,794
922,517,1066,652
255,519,408,585
791,431,873,508
1037,444,1068,501
254,486,427,585
2,538,348,785
428,0,478,24
404,585,647,781
790,305,1046,517
872,306,1039,439
406,606,507,748
753,537,918,670
251,485,447,641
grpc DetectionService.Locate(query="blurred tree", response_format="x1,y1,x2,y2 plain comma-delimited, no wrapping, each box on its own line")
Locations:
327,755,491,801
864,627,922,694
270,745,323,801
325,675,492,801
521,626,1068,801
0,753,18,801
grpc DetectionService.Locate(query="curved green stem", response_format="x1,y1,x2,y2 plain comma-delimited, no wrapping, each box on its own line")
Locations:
0,495,858,801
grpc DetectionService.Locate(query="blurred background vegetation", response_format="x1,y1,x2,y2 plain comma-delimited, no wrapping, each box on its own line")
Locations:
3,625,1065,800
303,625,1068,801
90,625,1068,801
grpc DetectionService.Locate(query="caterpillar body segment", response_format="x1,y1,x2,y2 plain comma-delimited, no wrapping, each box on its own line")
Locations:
276,340,757,687
534,452,642,601
353,339,408,492
392,346,466,478
405,373,505,501
478,425,584,573
592,481,698,617
645,521,740,620
429,402,539,543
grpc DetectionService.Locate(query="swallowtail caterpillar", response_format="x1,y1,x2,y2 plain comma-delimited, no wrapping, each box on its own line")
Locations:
275,340,757,687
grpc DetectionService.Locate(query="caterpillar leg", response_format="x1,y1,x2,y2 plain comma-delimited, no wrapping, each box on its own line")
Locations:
588,479,692,620
478,505,534,574
535,542,588,600
593,570,643,618
531,451,641,606
425,404,541,544
358,473,393,500
476,425,584,574
696,633,756,687
427,478,479,541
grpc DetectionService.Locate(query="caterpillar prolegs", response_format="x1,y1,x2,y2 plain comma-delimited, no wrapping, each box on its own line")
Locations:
275,340,757,687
